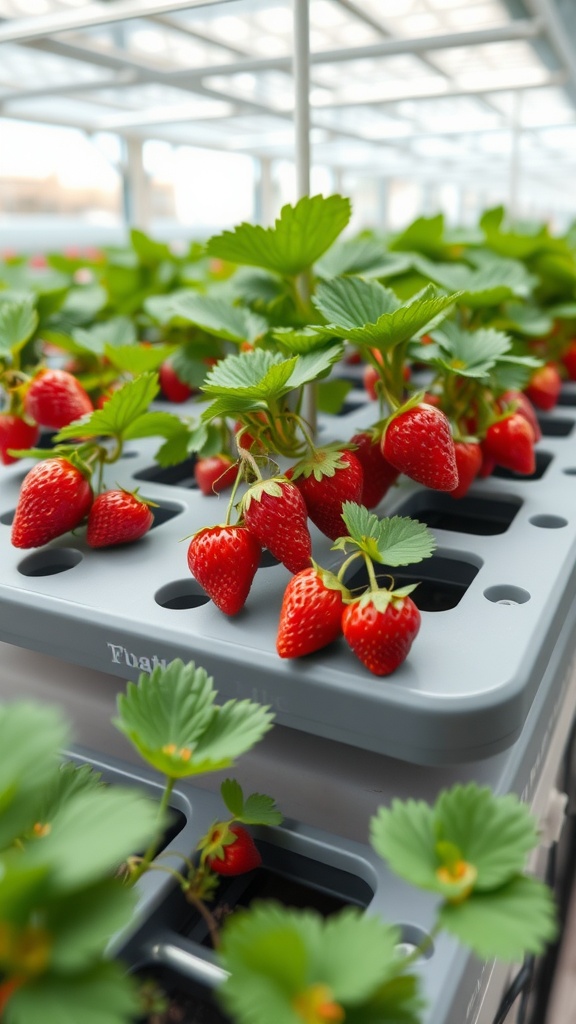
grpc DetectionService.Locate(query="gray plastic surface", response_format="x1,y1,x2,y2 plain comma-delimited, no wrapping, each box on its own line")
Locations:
2,386,576,764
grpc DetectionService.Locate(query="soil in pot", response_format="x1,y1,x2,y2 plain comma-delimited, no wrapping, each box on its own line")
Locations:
136,966,230,1024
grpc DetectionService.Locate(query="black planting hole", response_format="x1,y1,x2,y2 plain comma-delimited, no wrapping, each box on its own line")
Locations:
134,966,230,1024
0,509,14,526
134,457,198,489
155,579,210,610
537,416,575,437
183,839,374,948
344,554,479,612
557,388,576,407
259,548,280,568
333,395,369,416
150,501,184,529
492,450,553,481
397,492,521,536
37,430,58,450
18,547,83,577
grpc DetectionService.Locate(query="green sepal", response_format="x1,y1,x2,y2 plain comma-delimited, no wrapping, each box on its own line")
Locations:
206,195,351,276
290,445,353,482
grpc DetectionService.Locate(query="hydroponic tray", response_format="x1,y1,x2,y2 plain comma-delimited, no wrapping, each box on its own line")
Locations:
2,387,576,765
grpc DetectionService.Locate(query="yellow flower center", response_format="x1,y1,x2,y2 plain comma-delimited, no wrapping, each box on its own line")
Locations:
161,743,192,761
436,859,478,902
32,822,51,838
0,923,52,977
293,984,345,1024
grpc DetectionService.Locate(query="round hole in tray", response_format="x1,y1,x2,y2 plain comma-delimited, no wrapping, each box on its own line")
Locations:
395,925,434,961
259,548,280,568
18,547,83,577
529,514,568,529
563,468,576,476
0,509,15,526
119,449,138,459
484,585,531,606
155,579,210,610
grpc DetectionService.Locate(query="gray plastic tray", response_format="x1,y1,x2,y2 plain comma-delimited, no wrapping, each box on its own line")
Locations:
2,386,576,765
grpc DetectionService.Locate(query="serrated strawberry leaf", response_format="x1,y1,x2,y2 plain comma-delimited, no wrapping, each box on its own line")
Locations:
54,372,159,441
46,879,137,973
340,504,436,566
202,349,297,401
173,293,269,344
549,301,576,319
439,875,557,962
434,784,539,890
316,237,389,279
389,213,447,258
285,346,344,389
143,290,192,325
9,959,140,1024
414,254,534,307
122,409,185,441
314,277,400,330
239,793,283,827
318,378,353,414
495,302,554,337
104,343,176,375
73,317,136,356
490,354,542,393
220,778,245,818
370,799,438,891
427,323,511,379
131,228,173,265
0,296,38,357
273,325,337,353
207,195,351,277
115,659,273,778
34,762,103,834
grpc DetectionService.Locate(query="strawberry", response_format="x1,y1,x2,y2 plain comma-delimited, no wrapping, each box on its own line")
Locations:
342,589,421,677
205,824,261,876
11,457,93,548
23,369,93,430
499,390,541,442
291,449,363,541
0,414,40,465
382,403,458,492
363,363,379,401
450,441,482,499
561,340,576,381
350,432,399,509
194,455,238,496
277,566,349,658
86,489,154,548
483,414,535,475
159,361,194,403
478,447,496,479
524,363,562,411
242,478,312,575
187,525,261,615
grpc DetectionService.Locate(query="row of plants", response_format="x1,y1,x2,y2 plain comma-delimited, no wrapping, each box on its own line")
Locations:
2,198,576,680
0,657,558,1024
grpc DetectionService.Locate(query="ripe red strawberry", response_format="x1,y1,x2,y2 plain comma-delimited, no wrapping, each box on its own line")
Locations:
11,457,93,548
242,478,312,574
159,361,194,403
499,390,541,442
342,590,421,677
525,363,561,411
0,414,40,465
382,403,458,492
478,447,496,479
450,441,482,499
484,414,535,475
86,489,154,548
206,824,261,876
23,369,93,430
363,363,379,401
561,340,576,381
187,524,261,615
194,455,238,496
292,449,363,541
277,566,349,658
350,432,399,509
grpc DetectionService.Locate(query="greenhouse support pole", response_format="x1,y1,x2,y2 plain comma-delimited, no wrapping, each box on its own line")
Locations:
508,91,523,222
293,0,316,433
122,137,149,231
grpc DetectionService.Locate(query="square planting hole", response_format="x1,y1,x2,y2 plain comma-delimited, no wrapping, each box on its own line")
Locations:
557,389,576,407
344,553,479,611
537,416,575,437
134,457,198,489
492,450,553,482
150,500,185,529
183,840,374,948
396,492,521,536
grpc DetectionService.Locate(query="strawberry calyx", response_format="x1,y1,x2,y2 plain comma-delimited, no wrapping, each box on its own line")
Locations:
240,475,288,514
345,581,418,610
289,443,356,483
310,559,351,600
379,388,428,442
197,819,241,864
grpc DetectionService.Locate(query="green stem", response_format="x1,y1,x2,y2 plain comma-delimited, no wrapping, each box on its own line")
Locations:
336,550,362,585
401,921,442,967
364,553,379,593
185,891,222,949
130,775,175,883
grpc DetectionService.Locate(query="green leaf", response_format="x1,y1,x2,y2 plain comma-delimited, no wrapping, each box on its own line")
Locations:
317,378,353,414
206,195,351,276
550,301,576,320
114,659,274,778
73,317,136,356
315,909,404,1002
0,297,38,357
220,778,245,818
24,786,161,891
202,349,297,402
34,762,103,833
143,291,191,326
173,293,268,344
346,974,423,1024
285,346,344,390
496,302,554,337
429,323,511,379
122,410,186,441
490,354,542,393
314,277,400,331
340,505,436,566
389,214,447,258
6,960,139,1024
370,799,438,891
131,228,173,265
0,703,68,848
105,343,175,375
415,253,534,307
434,784,539,890
316,237,388,278
46,879,137,971
54,373,159,441
273,325,338,354
439,875,557,962
239,793,283,827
